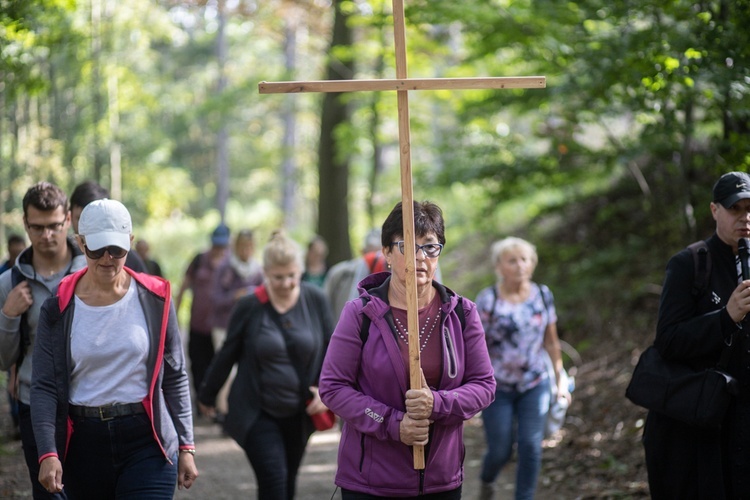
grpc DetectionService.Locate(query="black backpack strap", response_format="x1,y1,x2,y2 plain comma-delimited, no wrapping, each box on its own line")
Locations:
455,295,466,331
687,240,711,297
359,296,371,345
10,268,30,368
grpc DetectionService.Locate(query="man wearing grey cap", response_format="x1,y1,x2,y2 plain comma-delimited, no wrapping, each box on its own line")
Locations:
642,171,750,498
0,181,86,499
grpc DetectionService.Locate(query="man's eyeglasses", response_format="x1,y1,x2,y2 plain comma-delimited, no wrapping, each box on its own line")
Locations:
390,241,444,258
26,220,66,236
84,245,128,260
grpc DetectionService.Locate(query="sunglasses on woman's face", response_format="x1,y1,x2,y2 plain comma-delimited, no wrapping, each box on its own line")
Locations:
84,245,128,260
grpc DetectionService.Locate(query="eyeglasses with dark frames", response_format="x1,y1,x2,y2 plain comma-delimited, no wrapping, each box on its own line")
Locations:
390,241,444,258
26,220,66,236
83,245,128,260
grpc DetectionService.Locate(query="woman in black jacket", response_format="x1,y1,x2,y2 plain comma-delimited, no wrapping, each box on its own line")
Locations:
199,230,334,500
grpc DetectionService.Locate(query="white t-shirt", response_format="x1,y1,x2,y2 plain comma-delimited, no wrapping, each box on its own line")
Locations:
69,279,149,406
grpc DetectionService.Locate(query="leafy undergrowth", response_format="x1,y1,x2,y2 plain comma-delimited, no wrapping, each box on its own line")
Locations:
487,341,649,499
462,332,651,499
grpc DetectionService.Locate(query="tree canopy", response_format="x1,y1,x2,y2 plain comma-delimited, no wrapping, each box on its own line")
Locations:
1,0,749,332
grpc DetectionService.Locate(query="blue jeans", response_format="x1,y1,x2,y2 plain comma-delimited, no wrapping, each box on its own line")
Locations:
480,379,550,500
18,402,65,499
64,412,177,499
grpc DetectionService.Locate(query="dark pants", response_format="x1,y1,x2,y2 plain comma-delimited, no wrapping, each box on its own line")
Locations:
7,370,19,426
341,486,462,499
188,329,214,395
64,413,177,499
242,410,313,500
18,402,65,500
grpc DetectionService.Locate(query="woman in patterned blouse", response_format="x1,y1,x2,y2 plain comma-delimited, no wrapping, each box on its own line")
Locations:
475,237,570,500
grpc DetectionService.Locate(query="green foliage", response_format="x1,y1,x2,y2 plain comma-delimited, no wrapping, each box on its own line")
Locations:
397,0,750,345
2,0,749,345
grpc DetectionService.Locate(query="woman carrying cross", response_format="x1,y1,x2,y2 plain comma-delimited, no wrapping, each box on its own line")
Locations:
319,200,496,499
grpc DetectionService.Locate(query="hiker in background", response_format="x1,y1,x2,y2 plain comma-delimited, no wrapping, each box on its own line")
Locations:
1,233,26,439
175,223,230,404
301,235,328,287
0,233,26,275
0,182,86,498
211,229,264,337
319,200,495,499
323,229,385,321
475,236,568,500
209,228,263,418
643,171,750,498
69,180,148,273
135,238,164,277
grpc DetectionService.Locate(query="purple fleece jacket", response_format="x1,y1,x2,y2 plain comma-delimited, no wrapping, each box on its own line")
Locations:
319,273,495,497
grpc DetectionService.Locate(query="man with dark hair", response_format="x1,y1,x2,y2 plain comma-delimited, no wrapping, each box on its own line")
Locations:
135,239,163,277
0,181,87,498
69,180,109,229
69,180,148,273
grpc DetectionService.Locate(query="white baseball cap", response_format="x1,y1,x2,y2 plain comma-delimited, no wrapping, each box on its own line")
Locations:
78,199,132,251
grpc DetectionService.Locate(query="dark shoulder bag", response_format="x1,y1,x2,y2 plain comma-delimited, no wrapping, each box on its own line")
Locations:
625,343,737,428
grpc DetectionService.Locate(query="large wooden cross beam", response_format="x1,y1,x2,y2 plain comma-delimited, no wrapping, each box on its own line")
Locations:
260,0,545,469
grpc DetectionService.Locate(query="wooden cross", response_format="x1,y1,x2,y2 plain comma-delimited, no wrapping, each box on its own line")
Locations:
260,0,545,469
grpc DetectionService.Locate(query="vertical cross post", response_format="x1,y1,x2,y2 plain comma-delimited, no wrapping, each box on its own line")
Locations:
391,0,424,468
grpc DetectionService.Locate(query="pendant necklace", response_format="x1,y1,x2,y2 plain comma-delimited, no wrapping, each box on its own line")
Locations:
393,313,440,352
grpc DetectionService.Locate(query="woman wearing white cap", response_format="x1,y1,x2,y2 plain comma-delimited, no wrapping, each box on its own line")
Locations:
30,199,198,497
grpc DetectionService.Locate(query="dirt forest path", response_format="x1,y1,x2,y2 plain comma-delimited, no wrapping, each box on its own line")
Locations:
180,417,495,500
0,405,573,500
1,341,651,499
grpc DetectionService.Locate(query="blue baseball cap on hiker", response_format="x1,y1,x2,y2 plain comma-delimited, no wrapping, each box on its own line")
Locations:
211,223,230,246
713,171,750,208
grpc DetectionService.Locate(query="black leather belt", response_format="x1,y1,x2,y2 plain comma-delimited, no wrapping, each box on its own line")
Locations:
69,403,145,421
